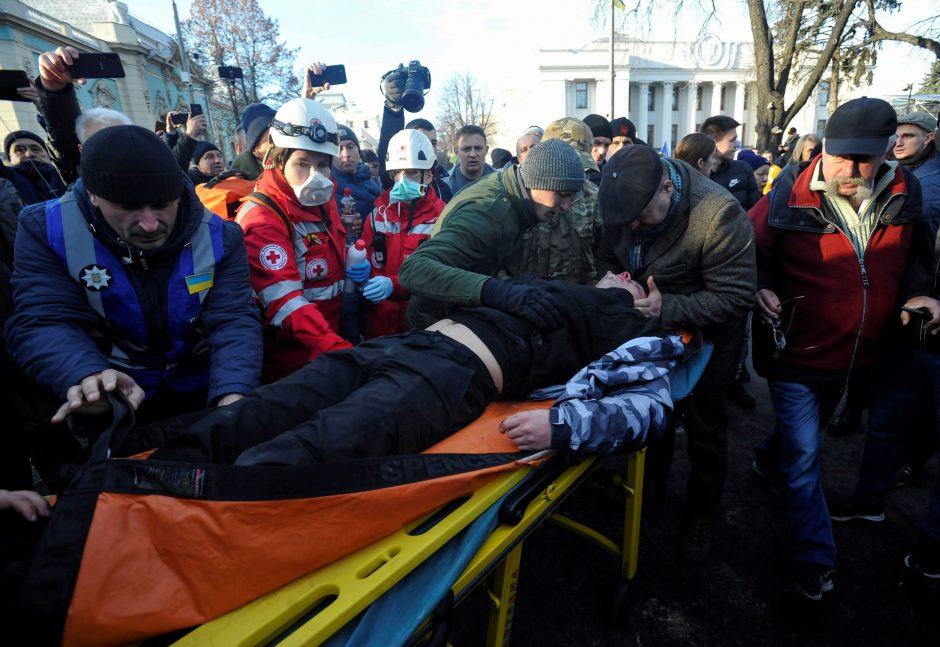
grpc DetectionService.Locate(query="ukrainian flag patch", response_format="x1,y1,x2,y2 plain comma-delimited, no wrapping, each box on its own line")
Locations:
185,272,214,294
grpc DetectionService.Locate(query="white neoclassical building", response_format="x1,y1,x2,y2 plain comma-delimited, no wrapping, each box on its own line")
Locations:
492,34,833,152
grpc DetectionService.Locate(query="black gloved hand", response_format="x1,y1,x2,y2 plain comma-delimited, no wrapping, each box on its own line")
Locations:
381,65,406,112
480,279,565,331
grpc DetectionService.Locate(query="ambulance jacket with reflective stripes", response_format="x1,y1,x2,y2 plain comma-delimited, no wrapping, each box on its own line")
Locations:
235,168,350,382
361,186,444,338
6,177,262,402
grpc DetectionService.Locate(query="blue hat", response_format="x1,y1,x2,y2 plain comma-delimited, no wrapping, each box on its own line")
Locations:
241,103,276,151
737,149,770,171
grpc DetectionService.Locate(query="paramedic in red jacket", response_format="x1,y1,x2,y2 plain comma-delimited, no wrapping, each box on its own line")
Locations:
360,129,445,337
748,97,938,602
236,98,366,381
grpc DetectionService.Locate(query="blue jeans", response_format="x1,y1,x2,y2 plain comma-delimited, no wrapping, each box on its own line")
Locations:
766,379,841,566
855,346,940,541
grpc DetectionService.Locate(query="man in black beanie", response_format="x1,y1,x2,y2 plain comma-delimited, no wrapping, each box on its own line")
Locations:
399,138,585,329
189,141,227,184
596,144,756,566
5,125,262,481
583,114,613,174
1,130,66,206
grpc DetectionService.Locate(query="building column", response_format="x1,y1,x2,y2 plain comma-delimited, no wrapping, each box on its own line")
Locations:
733,82,746,126
685,81,698,138
659,82,674,149
710,81,724,117
615,74,631,120
635,82,649,144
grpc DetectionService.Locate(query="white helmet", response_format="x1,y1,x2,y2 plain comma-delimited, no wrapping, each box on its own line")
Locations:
269,98,339,157
386,129,435,171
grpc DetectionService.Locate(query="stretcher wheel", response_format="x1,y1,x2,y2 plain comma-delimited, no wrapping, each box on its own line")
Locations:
609,579,632,625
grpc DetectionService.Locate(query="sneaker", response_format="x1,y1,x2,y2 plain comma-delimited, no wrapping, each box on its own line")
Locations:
904,533,940,579
784,562,834,601
679,514,714,565
751,459,779,496
829,494,885,522
728,381,756,410
893,464,916,488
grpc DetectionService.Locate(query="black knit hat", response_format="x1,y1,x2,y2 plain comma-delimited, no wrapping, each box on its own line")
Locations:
81,125,184,204
583,114,613,140
519,139,585,193
599,146,663,226
4,130,47,158
192,141,221,166
609,117,637,141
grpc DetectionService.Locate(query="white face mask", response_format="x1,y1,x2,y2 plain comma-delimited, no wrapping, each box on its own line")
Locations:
292,170,334,206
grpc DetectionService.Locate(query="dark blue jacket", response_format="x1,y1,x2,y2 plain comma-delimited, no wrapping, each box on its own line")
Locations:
0,161,66,206
910,149,940,243
710,158,760,210
5,176,262,402
332,163,381,216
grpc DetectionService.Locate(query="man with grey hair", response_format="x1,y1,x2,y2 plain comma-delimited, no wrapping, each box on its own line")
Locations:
36,46,98,184
75,108,133,144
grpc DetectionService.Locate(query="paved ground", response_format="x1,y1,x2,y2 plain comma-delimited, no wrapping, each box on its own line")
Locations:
450,371,940,647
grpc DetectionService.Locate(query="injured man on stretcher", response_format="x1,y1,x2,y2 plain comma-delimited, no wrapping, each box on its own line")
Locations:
151,273,687,466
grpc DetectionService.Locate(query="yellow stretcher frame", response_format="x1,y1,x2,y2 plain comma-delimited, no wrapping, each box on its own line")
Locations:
173,448,646,647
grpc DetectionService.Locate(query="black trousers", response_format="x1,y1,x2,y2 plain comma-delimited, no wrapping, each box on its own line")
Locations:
646,317,746,515
152,331,498,466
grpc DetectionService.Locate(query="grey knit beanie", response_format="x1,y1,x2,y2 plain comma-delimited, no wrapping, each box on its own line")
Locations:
519,139,585,193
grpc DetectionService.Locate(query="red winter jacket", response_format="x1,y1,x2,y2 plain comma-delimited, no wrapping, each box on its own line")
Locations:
236,169,351,382
749,156,930,384
361,186,445,337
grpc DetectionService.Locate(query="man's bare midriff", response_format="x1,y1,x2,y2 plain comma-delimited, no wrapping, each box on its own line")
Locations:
425,319,503,394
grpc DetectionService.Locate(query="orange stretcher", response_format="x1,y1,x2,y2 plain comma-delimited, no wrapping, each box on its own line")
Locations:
170,400,648,646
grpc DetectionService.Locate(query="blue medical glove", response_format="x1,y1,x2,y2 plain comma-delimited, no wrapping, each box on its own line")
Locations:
346,261,371,283
362,276,393,302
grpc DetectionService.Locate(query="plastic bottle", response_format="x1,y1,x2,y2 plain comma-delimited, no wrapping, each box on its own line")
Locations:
344,239,368,293
340,188,359,245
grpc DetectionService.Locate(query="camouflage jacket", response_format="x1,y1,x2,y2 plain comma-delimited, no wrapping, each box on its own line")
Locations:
529,334,684,455
501,179,601,284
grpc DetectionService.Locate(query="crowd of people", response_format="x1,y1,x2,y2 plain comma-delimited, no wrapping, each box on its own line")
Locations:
1,43,939,621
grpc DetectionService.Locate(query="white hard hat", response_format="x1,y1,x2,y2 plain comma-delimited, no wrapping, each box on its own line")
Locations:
386,129,435,171
269,98,339,157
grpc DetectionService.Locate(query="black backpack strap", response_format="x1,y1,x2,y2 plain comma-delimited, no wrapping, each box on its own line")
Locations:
246,191,293,239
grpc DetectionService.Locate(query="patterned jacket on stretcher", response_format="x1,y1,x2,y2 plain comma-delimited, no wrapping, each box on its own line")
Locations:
529,334,685,454
235,169,351,382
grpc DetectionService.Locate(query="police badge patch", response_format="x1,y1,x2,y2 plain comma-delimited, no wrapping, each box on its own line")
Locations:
79,264,112,291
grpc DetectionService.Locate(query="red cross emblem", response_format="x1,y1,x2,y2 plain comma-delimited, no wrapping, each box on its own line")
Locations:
259,243,288,270
306,258,329,281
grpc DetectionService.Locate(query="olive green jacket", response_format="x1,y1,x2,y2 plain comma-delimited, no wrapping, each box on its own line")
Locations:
502,179,601,284
399,168,538,328
596,159,757,330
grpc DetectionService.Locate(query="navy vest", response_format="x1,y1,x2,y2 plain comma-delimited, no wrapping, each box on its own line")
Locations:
45,193,224,396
